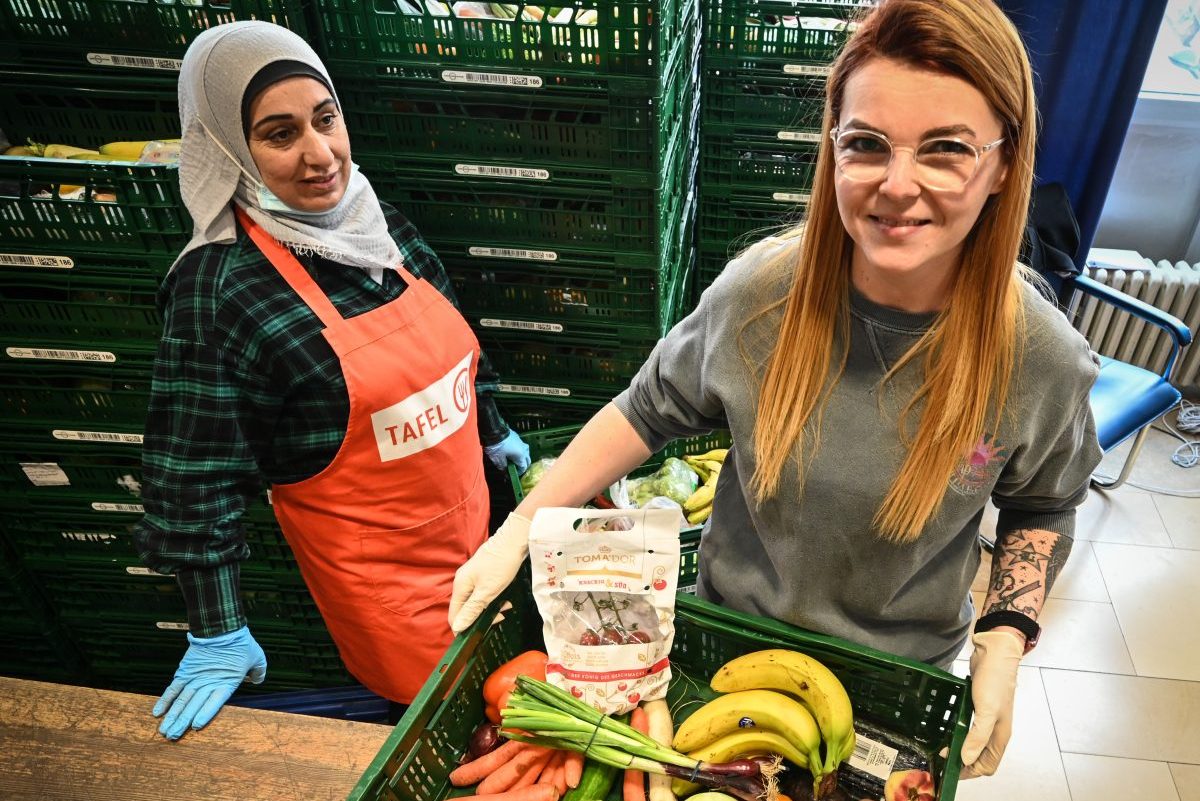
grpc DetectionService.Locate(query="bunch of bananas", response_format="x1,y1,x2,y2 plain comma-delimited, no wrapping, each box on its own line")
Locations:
4,139,180,162
672,649,855,799
681,448,727,525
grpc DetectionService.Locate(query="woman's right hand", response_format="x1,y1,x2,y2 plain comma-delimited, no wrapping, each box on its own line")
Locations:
448,512,532,634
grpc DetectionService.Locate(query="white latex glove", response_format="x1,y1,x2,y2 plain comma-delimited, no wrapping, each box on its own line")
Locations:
448,512,531,633
960,630,1024,778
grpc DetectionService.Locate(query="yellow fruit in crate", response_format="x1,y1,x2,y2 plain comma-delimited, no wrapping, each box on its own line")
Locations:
4,145,39,156
43,144,99,159
99,141,152,159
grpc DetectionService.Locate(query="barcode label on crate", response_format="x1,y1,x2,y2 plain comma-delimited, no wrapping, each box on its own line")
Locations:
61,531,118,543
783,63,831,77
678,583,697,595
442,69,543,88
456,164,550,181
772,192,811,203
87,52,182,71
20,462,71,487
126,566,168,576
6,347,116,362
499,383,571,397
777,130,821,143
156,621,189,631
53,430,143,444
480,318,564,333
0,253,74,269
846,731,899,780
468,246,558,262
92,502,144,513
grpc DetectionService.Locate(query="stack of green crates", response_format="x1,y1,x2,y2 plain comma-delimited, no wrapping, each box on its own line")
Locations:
0,3,352,695
695,0,863,295
316,0,702,432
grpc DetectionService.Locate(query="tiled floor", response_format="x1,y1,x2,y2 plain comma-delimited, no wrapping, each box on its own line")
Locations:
952,428,1200,801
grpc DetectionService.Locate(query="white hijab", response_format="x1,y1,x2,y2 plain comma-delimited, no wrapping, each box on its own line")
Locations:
173,20,400,276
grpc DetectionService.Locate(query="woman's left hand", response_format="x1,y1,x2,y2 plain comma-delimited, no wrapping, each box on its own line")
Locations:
484,429,531,473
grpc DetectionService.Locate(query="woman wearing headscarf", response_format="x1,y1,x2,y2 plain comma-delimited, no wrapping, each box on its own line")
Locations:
133,20,530,740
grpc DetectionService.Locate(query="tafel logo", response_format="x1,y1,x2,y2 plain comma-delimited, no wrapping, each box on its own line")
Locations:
371,351,474,462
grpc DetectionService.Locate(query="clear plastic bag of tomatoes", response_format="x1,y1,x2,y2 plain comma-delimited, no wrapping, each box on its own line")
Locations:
528,506,680,714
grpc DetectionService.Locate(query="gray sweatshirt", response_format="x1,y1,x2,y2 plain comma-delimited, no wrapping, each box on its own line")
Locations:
615,237,1102,667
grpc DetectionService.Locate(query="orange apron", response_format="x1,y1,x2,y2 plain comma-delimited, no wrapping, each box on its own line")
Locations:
236,207,489,703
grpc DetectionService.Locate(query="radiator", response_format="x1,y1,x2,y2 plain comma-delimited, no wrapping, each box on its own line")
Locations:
1071,255,1200,391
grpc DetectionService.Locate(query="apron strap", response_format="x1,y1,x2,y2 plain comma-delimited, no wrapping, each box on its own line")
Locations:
234,205,344,329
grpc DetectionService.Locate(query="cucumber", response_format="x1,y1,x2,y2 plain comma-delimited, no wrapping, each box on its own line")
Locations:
562,758,619,801
836,717,933,800
562,712,630,801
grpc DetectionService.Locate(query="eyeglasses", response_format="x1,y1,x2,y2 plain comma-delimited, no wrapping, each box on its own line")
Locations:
830,127,1005,192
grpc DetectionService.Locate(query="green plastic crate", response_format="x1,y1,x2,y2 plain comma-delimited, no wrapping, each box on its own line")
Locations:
0,271,162,343
476,333,657,394
449,184,694,339
343,26,698,179
23,554,324,628
0,0,308,73
697,183,806,257
701,123,819,193
0,337,157,373
369,121,692,255
0,445,144,502
702,0,859,67
347,580,969,801
317,0,693,81
506,423,730,591
495,394,607,433
0,505,302,577
67,612,353,690
0,156,189,257
0,249,174,284
0,361,153,428
702,61,827,132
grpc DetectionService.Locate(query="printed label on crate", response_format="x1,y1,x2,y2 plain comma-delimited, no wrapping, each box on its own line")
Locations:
125,566,168,577
846,731,899,780
91,502,144,513
53,429,143,445
777,130,822,143
455,163,550,181
61,531,118,543
480,318,564,333
19,462,71,487
499,383,571,397
0,253,74,269
441,69,543,88
783,63,831,77
468,246,558,262
156,621,189,631
6,347,117,363
772,192,812,204
87,52,183,71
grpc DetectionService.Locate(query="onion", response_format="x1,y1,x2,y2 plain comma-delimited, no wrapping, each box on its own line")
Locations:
465,722,501,762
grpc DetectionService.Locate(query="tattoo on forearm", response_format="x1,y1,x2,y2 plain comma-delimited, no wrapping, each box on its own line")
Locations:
984,528,1071,622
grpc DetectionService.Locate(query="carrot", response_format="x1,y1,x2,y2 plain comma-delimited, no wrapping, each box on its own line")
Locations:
453,785,559,801
512,747,556,790
450,739,529,787
546,752,567,796
477,744,553,795
624,707,650,801
563,751,584,789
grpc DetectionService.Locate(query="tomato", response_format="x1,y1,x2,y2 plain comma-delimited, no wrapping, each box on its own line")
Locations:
481,650,547,714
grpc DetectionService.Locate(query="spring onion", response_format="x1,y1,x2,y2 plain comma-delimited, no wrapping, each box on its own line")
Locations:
502,676,782,800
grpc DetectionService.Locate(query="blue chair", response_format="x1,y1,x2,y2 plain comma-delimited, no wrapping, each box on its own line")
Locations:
1066,272,1192,490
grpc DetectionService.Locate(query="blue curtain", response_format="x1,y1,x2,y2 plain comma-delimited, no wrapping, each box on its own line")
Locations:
1000,0,1168,263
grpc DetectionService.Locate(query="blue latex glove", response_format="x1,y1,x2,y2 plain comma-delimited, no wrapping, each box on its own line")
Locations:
152,626,267,741
483,429,531,473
